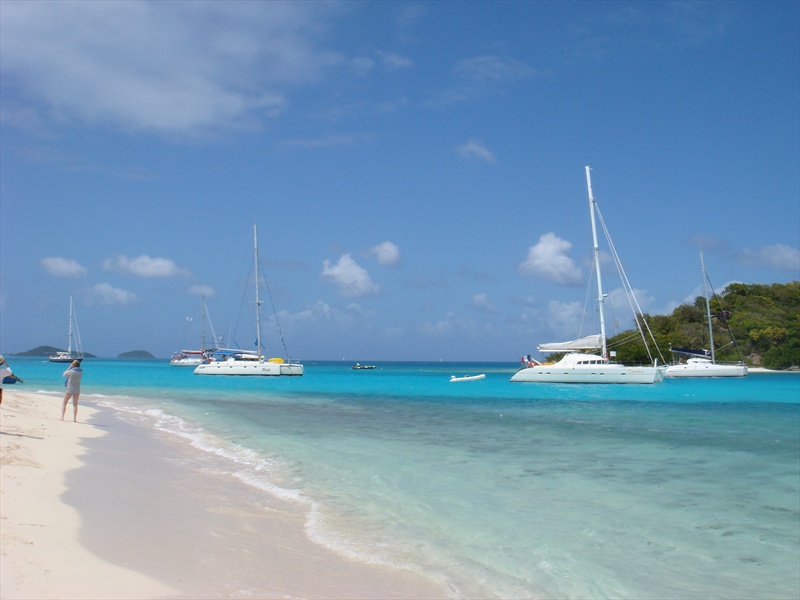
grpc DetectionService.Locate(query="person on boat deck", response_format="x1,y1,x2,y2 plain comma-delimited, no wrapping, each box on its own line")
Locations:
61,360,83,422
0,355,24,405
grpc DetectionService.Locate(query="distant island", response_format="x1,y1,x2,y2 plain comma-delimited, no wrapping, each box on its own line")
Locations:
7,346,154,359
11,346,97,358
117,350,155,359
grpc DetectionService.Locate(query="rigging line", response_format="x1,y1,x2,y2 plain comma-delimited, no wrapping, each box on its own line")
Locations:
579,263,596,338
230,257,254,351
595,204,666,364
704,272,746,361
259,260,293,361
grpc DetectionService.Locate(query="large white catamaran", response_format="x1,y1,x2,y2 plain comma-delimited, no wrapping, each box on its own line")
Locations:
511,166,664,384
194,225,303,377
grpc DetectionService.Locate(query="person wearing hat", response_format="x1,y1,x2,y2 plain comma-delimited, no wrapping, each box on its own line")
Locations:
0,355,23,405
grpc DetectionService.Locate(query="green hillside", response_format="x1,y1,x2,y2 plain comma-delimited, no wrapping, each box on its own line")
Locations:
609,281,799,370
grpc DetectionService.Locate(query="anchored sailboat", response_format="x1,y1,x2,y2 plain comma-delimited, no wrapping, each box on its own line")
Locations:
194,225,303,377
511,167,664,384
49,296,84,363
170,296,219,366
665,251,748,378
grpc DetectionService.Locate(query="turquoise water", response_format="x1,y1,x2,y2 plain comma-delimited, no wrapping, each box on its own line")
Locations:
8,357,800,599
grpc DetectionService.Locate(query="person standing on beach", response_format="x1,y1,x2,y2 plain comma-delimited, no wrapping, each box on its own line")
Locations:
61,360,83,422
0,355,23,405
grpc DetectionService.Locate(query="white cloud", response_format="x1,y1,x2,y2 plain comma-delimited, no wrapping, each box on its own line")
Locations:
738,244,800,271
546,300,586,338
472,293,498,314
0,2,343,136
456,139,496,163
377,50,413,69
103,254,189,278
40,256,87,278
321,254,379,298
454,55,537,84
89,283,137,305
367,241,400,266
519,233,583,285
188,284,215,297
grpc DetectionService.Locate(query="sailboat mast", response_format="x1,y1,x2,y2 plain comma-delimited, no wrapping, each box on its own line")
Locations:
700,250,716,363
200,296,207,351
67,296,75,355
253,224,263,360
585,166,608,358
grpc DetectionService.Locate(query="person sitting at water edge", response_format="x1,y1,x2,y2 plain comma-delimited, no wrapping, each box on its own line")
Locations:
61,360,83,422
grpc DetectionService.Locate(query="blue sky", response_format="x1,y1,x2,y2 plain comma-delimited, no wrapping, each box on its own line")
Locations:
1,1,798,361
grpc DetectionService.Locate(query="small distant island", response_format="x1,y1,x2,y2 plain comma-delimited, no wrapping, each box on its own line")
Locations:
12,346,97,358
117,350,155,359
8,346,155,359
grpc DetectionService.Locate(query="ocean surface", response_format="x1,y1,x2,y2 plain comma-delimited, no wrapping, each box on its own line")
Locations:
8,357,800,599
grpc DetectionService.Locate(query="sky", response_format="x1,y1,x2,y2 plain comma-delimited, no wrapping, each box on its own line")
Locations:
1,0,798,362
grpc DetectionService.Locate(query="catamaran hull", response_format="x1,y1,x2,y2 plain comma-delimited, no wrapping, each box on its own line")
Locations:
194,361,303,376
510,366,664,384
665,363,747,378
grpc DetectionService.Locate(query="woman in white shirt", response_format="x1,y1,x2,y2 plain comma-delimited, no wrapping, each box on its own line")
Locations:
61,360,83,422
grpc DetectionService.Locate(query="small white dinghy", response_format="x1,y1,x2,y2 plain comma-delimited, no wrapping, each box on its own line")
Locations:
450,374,486,382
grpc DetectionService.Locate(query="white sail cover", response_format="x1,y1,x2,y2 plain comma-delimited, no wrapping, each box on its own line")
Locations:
538,334,602,352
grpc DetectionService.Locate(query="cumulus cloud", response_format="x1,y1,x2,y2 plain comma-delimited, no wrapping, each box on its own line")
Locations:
367,241,400,266
321,254,379,298
456,139,496,163
0,2,343,136
738,244,800,271
40,256,87,278
89,283,137,305
518,233,583,285
472,293,498,314
103,254,189,278
188,284,215,297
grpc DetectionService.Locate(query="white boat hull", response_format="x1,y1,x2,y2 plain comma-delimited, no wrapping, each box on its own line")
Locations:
511,364,664,384
665,358,747,378
511,350,664,384
194,358,303,376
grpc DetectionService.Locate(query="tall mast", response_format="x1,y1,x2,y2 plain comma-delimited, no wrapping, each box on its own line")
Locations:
67,296,75,355
200,296,207,351
700,249,716,363
585,166,608,358
253,224,263,360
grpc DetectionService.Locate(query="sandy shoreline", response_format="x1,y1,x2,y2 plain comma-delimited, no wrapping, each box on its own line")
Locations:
0,389,450,599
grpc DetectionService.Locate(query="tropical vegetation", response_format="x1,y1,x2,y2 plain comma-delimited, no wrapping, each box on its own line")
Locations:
609,281,800,370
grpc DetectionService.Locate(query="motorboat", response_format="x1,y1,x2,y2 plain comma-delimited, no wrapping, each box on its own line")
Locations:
352,363,376,370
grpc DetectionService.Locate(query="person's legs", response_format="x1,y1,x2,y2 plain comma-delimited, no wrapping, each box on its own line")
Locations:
61,393,72,420
72,393,80,422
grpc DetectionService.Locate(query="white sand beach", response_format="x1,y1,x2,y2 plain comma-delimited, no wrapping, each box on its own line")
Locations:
0,389,449,599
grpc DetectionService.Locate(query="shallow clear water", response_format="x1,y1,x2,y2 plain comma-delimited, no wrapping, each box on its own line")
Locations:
10,357,800,598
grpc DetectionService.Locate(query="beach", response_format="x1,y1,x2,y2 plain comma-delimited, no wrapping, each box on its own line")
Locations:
2,359,798,599
0,389,450,599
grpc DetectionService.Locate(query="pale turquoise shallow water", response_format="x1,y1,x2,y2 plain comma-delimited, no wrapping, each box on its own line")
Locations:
9,357,800,599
